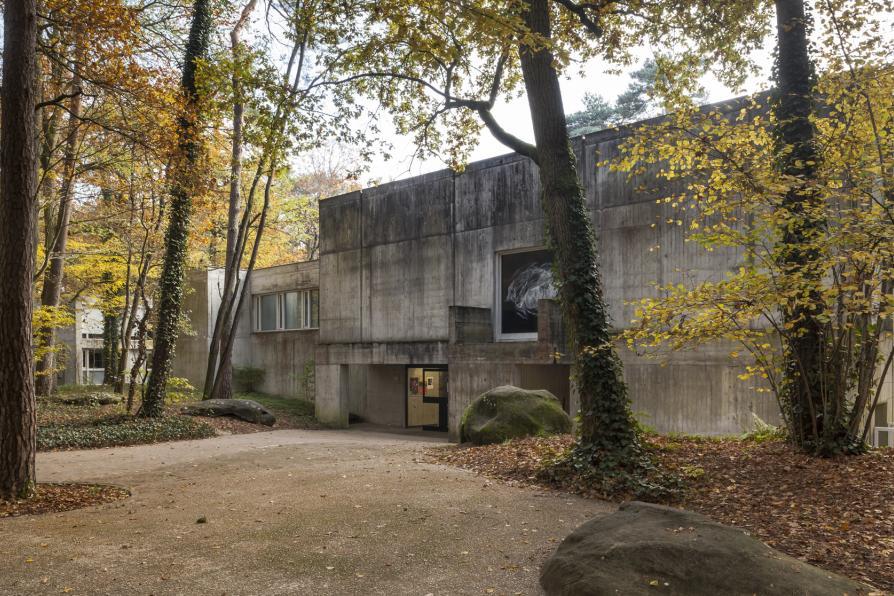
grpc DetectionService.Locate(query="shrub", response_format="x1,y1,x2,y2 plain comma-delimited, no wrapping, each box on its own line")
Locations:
166,376,198,403
233,366,265,392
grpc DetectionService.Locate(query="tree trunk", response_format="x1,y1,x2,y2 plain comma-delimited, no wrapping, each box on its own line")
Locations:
773,0,852,453
517,0,640,471
102,313,120,388
140,0,213,417
35,52,82,397
0,0,39,500
203,0,256,400
114,174,137,393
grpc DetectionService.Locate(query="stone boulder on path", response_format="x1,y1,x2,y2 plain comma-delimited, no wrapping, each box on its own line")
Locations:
540,501,872,596
181,398,276,426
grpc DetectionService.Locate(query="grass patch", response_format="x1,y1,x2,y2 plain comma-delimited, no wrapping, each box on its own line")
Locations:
235,392,325,429
38,414,215,451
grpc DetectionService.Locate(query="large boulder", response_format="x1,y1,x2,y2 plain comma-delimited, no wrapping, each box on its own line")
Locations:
540,501,871,596
461,385,571,445
181,398,276,426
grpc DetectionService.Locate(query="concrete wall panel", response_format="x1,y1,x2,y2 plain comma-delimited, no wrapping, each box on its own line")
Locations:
319,250,363,343
364,365,406,427
320,191,361,254
362,174,453,246
366,235,453,342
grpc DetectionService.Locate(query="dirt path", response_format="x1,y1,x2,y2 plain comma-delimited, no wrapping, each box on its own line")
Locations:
1,428,612,595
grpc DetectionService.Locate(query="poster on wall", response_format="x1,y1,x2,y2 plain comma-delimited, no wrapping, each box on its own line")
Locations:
500,249,556,336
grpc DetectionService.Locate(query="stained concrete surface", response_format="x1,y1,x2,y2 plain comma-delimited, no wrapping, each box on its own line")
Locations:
0,429,611,595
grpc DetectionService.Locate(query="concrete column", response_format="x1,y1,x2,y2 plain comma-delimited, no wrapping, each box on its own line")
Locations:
315,364,350,428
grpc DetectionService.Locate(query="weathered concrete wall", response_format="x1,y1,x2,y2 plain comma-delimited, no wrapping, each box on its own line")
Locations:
174,263,319,397
619,342,779,434
319,192,363,344
363,365,406,427
315,364,349,427
244,262,318,397
172,270,220,389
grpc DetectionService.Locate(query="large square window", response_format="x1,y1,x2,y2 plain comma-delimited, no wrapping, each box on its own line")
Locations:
497,248,556,340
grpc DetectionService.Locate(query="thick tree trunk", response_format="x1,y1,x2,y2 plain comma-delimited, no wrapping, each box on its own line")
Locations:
518,0,640,470
35,56,82,397
773,0,851,453
140,0,213,417
0,0,39,500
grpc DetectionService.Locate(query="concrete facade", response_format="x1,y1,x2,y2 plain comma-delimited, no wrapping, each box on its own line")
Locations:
312,118,780,439
156,109,777,439
161,105,893,444
172,262,319,399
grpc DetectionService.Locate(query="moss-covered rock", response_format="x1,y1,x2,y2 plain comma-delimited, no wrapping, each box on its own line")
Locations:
540,501,871,595
461,385,572,445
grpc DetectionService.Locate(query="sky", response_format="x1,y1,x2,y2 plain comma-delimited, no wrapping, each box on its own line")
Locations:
361,44,776,186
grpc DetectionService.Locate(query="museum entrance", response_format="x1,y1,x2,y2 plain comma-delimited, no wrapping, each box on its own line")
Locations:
406,366,448,431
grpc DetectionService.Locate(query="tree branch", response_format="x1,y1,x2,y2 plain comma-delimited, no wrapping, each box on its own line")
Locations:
552,0,605,37
477,107,539,163
35,88,83,110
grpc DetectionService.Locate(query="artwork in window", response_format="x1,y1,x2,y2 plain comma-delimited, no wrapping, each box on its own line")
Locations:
259,294,278,331
500,249,556,336
283,291,302,329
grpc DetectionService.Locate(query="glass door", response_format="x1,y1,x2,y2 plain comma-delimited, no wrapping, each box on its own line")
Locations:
406,367,448,431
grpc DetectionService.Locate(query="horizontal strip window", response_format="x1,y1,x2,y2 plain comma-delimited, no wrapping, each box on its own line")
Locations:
254,289,319,332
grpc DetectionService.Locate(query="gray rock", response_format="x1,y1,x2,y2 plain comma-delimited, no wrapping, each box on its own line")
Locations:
60,392,122,406
461,385,571,445
181,398,276,426
540,501,872,596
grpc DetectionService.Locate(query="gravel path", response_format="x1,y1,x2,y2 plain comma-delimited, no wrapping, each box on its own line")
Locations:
1,427,611,595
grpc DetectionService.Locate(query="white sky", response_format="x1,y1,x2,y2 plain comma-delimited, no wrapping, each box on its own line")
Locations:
361,43,776,185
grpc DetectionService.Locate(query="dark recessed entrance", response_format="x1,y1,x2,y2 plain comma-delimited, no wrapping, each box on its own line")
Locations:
406,366,448,432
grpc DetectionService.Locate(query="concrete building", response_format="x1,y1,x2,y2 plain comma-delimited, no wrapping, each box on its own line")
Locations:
56,299,143,386
311,126,781,441
170,110,893,444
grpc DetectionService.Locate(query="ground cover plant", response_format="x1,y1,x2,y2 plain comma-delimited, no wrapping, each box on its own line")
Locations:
428,434,894,591
37,385,323,451
38,387,216,451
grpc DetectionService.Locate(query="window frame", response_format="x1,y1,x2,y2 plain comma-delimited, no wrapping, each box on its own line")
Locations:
82,348,104,370
494,246,553,343
253,289,320,333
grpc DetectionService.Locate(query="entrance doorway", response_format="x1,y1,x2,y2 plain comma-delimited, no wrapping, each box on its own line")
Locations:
406,366,448,431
